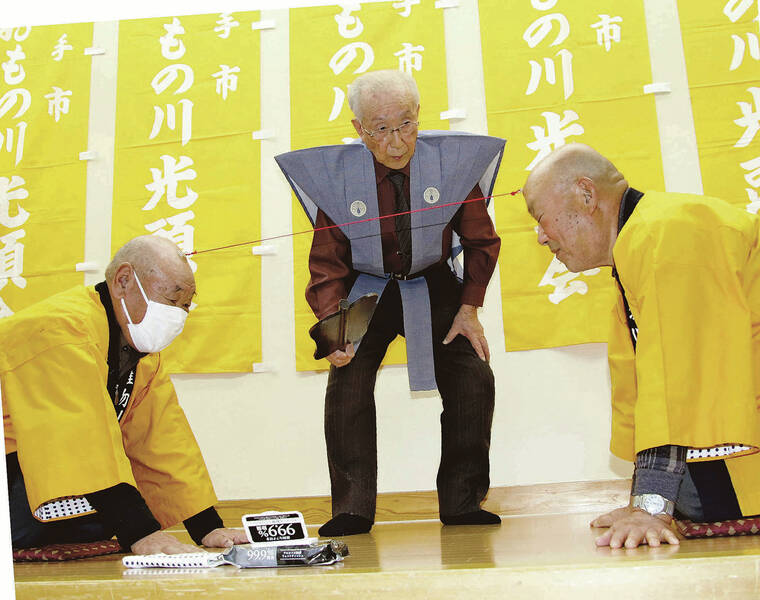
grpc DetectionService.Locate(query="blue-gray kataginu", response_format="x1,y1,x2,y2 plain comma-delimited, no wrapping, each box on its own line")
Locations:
275,131,505,391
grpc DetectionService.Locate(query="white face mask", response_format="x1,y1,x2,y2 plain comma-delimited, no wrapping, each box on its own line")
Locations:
120,270,188,353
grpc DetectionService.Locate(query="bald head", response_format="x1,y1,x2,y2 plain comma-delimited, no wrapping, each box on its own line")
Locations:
522,144,629,272
524,143,624,202
105,235,191,283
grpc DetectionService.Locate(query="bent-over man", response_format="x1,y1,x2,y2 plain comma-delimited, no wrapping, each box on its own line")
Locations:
523,143,760,549
1,235,247,554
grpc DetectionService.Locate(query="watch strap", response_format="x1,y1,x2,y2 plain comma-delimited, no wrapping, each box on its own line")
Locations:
631,493,675,517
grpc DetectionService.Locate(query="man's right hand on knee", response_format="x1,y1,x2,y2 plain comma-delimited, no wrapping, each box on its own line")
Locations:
326,343,355,367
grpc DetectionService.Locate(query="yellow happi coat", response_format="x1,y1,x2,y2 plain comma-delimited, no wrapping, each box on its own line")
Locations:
609,191,760,516
0,285,217,527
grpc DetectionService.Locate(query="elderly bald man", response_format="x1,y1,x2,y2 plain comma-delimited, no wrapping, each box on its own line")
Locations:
276,70,505,535
1,235,247,554
523,143,760,549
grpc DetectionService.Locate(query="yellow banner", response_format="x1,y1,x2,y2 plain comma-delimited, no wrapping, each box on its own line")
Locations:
479,0,664,351
678,1,760,210
113,12,262,372
290,0,449,371
0,23,92,318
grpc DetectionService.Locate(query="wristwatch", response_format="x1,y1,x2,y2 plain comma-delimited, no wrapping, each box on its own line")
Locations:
631,493,675,517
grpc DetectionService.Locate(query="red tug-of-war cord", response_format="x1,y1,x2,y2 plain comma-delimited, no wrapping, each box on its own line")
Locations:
187,187,523,256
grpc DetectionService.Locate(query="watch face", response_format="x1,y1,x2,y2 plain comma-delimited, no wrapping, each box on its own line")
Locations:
642,494,666,514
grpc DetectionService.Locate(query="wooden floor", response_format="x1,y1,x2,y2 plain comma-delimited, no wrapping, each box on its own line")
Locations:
14,510,760,599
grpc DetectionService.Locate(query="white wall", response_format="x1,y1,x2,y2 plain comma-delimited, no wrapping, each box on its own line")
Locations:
79,0,702,500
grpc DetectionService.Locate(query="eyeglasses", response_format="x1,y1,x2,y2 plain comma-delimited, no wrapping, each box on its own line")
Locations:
360,120,418,141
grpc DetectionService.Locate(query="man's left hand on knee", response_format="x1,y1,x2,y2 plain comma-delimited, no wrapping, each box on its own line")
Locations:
443,304,490,362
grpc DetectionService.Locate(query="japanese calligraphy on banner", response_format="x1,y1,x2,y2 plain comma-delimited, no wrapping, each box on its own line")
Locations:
113,12,262,372
479,0,664,351
290,0,449,371
678,1,760,211
0,24,92,319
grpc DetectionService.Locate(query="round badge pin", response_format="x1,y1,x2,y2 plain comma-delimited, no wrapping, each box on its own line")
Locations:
423,187,440,205
350,200,367,217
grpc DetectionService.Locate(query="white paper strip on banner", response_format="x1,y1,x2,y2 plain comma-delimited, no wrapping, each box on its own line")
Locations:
79,150,97,161
251,245,277,256
643,82,671,95
440,108,467,120
75,262,99,273
251,20,276,30
84,47,106,56
252,129,275,140
435,0,460,8
252,362,275,373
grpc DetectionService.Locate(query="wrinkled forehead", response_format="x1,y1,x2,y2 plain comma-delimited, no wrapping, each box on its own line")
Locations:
148,256,195,295
523,178,547,218
361,91,417,121
524,173,567,216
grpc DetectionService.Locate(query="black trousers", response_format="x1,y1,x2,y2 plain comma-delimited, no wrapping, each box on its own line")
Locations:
324,266,495,520
675,459,745,522
6,452,113,549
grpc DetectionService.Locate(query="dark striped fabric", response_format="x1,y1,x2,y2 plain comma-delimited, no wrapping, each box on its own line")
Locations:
324,266,495,520
388,171,413,276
